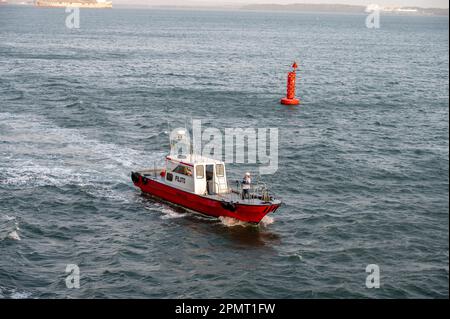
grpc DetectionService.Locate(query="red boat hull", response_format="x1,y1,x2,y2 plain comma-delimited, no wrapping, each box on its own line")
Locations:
133,175,280,224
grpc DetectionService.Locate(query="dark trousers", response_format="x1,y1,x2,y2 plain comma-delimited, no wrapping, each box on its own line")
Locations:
242,189,250,199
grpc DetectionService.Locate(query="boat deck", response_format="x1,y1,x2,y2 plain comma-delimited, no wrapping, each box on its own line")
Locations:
202,193,270,205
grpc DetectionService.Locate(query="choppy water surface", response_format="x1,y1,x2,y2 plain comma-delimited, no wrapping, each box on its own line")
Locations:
0,7,448,298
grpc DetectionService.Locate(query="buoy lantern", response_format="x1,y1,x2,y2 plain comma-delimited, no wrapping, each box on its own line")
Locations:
280,62,300,105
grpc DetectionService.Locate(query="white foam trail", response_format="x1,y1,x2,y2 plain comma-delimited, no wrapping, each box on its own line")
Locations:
0,112,165,201
160,207,187,219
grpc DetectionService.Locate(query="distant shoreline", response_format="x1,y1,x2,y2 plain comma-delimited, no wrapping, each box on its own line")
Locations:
35,0,112,9
241,4,449,16
2,2,449,17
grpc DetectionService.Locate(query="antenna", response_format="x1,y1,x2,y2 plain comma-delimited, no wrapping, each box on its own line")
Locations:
185,118,189,155
190,116,195,159
189,117,194,156
167,120,172,154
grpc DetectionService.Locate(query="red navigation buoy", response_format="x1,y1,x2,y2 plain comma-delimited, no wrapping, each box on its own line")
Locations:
280,62,300,105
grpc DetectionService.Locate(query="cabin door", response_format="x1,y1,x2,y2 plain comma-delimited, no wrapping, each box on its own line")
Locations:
206,164,215,195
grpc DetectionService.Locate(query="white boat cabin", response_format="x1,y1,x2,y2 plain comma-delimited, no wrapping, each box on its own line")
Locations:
162,129,229,195
164,154,229,195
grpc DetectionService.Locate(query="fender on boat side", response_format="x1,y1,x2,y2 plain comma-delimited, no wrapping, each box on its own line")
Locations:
131,171,140,184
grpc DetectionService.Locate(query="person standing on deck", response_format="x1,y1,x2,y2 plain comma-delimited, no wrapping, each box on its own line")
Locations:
242,172,251,199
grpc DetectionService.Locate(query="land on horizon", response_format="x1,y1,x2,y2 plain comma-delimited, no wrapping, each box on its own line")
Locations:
2,1,449,16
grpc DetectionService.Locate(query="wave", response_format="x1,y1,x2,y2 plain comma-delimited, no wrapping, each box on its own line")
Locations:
0,215,20,241
0,286,32,299
4,91,24,101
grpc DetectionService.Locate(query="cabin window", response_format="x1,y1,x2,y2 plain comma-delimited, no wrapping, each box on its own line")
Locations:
196,165,204,179
173,165,193,177
166,173,173,182
216,164,224,177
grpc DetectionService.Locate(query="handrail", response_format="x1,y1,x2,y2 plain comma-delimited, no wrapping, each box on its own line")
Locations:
231,179,273,203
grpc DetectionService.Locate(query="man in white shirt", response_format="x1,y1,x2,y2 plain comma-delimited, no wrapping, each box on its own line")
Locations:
242,172,251,199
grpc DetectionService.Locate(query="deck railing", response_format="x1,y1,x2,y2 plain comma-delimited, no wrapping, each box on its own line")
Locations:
225,180,273,203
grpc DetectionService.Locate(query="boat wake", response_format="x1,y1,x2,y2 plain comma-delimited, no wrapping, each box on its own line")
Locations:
218,215,275,228
218,216,251,227
0,112,165,202
260,215,275,226
160,207,188,220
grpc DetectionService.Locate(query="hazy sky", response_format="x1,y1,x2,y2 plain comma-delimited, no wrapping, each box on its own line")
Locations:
115,0,449,9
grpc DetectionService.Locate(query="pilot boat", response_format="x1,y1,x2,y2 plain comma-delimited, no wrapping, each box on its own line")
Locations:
131,130,281,224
